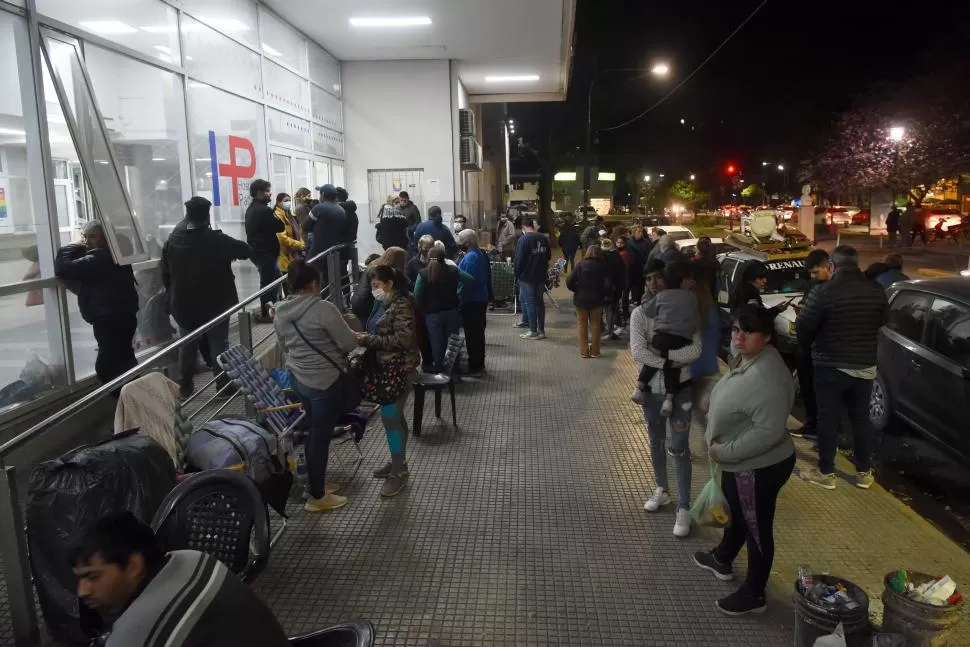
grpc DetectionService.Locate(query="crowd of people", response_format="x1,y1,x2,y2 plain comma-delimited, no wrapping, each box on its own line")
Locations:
560,222,894,616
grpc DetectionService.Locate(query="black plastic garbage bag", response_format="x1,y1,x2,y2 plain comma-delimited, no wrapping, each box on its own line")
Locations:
25,430,176,645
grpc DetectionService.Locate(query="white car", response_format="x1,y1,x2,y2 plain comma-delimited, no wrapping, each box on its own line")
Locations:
675,237,726,258
659,225,695,243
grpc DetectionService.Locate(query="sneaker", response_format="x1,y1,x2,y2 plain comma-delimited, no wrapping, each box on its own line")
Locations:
304,493,348,513
659,398,674,417
643,487,670,512
692,550,734,581
589,352,601,358
855,470,874,490
380,473,409,497
513,321,529,328
613,327,625,335
466,370,485,379
716,587,767,616
790,426,817,438
673,508,692,538
300,483,342,500
372,462,409,479
520,331,540,340
802,468,836,490
534,332,547,340
631,388,646,405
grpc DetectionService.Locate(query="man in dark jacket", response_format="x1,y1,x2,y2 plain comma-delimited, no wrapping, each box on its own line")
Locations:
74,512,287,647
336,187,359,302
163,197,251,398
308,183,346,281
54,221,138,386
792,249,831,440
558,225,581,273
865,253,909,289
411,206,458,258
376,200,409,250
514,217,551,339
244,179,284,322
796,245,888,491
399,191,422,245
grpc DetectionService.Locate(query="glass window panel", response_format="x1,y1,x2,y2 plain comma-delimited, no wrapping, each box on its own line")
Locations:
181,0,257,48
182,15,262,99
267,108,311,151
36,0,180,64
186,81,266,244
313,160,329,187
331,162,344,187
0,289,69,413
85,45,189,253
311,125,343,159
927,298,970,369
887,291,929,343
271,153,290,197
258,7,306,76
43,36,147,263
292,158,310,192
264,60,311,119
307,42,340,96
310,83,342,132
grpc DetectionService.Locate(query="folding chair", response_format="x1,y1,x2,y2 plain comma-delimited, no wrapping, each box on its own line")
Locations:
216,346,364,483
543,258,567,311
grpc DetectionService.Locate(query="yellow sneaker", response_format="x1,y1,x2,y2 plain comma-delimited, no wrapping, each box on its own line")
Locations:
304,493,348,512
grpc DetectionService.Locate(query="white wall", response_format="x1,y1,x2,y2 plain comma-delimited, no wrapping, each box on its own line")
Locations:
341,59,456,257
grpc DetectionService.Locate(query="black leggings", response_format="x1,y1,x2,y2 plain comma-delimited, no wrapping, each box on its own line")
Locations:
714,453,796,597
637,331,691,395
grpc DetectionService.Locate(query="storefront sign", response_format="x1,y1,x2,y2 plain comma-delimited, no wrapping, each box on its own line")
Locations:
208,130,256,207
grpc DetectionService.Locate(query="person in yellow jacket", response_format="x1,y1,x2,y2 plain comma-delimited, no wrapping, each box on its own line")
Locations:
274,192,305,276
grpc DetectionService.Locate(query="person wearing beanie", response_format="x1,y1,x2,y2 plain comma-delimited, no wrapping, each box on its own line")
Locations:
410,205,458,258
162,196,252,398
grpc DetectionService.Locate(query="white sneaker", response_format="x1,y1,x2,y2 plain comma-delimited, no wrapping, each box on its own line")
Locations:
630,388,646,405
673,508,692,538
613,327,625,335
643,487,670,512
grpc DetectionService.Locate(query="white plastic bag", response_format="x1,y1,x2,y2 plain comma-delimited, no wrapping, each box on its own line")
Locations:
813,622,846,647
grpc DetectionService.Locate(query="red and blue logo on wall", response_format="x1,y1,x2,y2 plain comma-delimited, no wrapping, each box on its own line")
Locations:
208,130,256,206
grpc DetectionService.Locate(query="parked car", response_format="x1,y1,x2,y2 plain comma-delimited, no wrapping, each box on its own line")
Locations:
814,206,859,226
871,278,970,461
923,208,962,232
574,205,599,219
660,225,696,243
675,237,728,258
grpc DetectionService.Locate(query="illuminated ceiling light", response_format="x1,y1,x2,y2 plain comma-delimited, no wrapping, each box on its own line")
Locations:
0,128,27,136
349,16,432,28
598,172,616,181
485,75,540,83
151,157,166,161
80,21,138,34
261,43,282,57
554,172,577,182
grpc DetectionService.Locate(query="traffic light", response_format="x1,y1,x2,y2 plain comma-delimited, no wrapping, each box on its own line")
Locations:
725,164,737,175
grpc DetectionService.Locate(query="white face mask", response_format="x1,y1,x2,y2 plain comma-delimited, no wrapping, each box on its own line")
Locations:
372,287,386,302
282,201,292,211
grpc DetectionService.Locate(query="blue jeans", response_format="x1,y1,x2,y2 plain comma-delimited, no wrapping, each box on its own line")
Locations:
642,387,693,510
294,376,343,499
518,281,545,334
425,308,462,373
253,254,281,316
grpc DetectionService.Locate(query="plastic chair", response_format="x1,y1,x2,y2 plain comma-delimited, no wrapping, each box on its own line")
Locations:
151,469,270,584
412,333,462,437
288,621,376,646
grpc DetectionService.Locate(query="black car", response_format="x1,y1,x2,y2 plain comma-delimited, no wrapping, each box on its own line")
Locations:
871,278,970,460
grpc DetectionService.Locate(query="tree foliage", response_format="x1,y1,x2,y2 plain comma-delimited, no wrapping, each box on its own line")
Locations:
666,179,710,210
805,61,970,204
740,183,766,201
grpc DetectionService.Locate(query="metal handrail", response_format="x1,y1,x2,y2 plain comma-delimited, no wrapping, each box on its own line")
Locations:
0,242,354,458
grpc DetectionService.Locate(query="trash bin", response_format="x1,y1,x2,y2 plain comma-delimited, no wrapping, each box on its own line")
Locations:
793,574,871,647
881,571,963,647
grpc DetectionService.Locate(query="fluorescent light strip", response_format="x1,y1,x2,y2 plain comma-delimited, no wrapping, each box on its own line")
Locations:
485,75,540,83
349,16,432,27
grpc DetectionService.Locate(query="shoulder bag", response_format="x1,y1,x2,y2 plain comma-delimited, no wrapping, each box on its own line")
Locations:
291,321,363,413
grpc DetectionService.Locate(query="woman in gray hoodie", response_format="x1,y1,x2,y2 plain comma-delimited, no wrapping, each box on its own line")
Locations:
692,304,796,617
274,259,358,514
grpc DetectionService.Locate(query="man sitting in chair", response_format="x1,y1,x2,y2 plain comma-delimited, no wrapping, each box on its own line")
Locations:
74,512,288,647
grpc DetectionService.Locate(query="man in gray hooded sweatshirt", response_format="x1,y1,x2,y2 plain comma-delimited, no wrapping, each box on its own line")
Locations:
411,205,458,258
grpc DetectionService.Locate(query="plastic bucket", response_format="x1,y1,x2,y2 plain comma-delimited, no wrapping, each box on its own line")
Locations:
881,571,963,647
793,575,870,647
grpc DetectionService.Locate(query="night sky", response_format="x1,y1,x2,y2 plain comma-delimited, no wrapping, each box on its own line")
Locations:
511,0,970,198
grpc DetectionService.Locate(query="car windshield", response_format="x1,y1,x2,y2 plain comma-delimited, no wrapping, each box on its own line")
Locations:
763,259,811,295
666,230,693,242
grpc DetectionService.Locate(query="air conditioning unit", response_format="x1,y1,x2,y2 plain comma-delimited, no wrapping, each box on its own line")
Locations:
458,108,475,136
460,136,482,171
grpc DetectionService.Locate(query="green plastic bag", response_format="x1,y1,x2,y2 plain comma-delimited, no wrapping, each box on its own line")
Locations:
691,461,731,528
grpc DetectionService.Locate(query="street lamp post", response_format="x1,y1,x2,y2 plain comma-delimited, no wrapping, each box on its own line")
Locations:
584,63,669,206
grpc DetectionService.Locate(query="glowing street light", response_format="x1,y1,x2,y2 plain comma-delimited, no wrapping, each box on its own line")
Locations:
777,164,785,171
644,175,651,182
889,126,906,142
689,173,696,181
651,62,670,77
761,161,768,167
680,118,686,125
659,173,665,178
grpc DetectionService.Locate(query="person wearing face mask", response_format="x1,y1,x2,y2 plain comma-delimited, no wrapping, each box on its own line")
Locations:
273,193,305,284
457,229,492,377
356,265,421,497
245,179,285,323
497,213,516,260
308,184,347,282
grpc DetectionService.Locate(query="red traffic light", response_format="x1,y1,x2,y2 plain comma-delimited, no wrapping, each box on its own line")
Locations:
725,164,737,175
